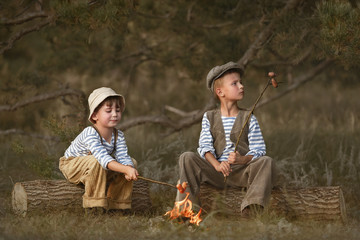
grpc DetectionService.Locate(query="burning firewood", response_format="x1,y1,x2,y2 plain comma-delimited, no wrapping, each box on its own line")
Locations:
164,193,202,226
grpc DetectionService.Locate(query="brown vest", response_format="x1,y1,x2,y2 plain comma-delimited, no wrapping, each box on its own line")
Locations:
207,109,250,158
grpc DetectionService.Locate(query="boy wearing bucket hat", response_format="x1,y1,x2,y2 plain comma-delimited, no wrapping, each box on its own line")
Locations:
176,62,276,218
59,87,138,211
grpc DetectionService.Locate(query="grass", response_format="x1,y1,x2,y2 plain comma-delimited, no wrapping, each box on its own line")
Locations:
1,209,360,240
1,81,360,239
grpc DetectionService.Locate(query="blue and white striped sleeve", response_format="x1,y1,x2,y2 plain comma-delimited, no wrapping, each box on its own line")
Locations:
84,129,115,169
246,115,266,160
114,130,134,167
197,112,216,159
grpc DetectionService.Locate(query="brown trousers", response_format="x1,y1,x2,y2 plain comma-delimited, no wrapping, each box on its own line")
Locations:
59,155,136,209
176,152,276,211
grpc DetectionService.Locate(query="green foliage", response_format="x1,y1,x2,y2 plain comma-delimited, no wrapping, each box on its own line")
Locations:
10,140,60,179
26,151,58,179
43,115,83,145
4,115,84,179
318,0,360,68
1,207,360,239
11,141,25,155
54,0,131,31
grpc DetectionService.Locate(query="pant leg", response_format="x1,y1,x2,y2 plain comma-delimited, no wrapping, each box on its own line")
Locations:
106,158,137,209
229,156,276,211
59,155,108,208
176,152,225,207
175,153,276,212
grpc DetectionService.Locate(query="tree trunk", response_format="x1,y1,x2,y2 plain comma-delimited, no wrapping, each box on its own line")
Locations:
12,179,152,216
199,184,347,222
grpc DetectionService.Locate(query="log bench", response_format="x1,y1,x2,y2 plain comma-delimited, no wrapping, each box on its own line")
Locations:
199,183,347,222
12,179,152,217
12,180,347,222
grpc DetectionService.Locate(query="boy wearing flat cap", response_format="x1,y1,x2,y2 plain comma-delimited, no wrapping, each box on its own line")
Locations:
177,62,276,218
59,87,138,211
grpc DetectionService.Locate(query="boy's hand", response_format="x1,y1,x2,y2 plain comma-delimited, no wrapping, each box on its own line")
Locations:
124,165,139,181
228,152,240,164
216,161,232,177
228,151,251,165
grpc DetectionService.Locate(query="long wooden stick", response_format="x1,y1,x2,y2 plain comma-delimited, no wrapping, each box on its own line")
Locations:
225,76,275,182
233,79,271,151
137,176,177,189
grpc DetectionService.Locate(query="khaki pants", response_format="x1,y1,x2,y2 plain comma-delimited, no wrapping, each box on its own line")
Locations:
59,155,136,209
176,152,276,211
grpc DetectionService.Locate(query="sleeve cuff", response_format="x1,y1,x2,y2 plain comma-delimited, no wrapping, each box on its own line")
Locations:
246,151,263,161
198,148,216,159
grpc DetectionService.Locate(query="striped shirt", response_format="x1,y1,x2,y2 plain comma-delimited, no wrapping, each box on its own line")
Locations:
197,112,266,162
64,126,133,169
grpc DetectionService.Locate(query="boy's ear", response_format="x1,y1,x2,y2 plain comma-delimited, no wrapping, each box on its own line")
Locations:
215,88,224,98
91,113,98,123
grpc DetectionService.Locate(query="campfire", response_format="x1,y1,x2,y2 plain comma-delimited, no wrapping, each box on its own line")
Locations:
134,177,202,225
164,182,203,226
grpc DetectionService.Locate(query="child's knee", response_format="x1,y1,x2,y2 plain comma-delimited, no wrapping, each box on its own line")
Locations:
179,152,197,167
258,156,277,181
258,156,273,166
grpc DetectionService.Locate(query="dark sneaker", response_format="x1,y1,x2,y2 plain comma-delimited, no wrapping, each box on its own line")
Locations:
85,207,106,216
241,205,264,219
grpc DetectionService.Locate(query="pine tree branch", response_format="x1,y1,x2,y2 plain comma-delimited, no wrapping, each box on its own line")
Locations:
0,128,59,141
201,21,233,29
0,15,54,55
252,46,313,68
1,11,48,25
238,0,303,68
164,105,199,118
257,59,334,108
0,88,86,112
118,97,216,132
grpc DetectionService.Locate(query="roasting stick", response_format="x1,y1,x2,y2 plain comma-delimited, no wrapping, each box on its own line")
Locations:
224,72,278,182
137,175,177,189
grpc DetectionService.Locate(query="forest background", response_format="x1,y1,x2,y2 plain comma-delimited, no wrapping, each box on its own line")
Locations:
1,0,360,239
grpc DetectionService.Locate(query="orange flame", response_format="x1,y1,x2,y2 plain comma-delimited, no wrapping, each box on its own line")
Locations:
165,192,202,226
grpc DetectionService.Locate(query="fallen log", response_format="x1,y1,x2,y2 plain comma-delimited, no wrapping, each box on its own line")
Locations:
199,184,347,222
12,179,152,216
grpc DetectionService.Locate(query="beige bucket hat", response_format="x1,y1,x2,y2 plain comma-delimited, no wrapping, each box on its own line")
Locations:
88,87,125,123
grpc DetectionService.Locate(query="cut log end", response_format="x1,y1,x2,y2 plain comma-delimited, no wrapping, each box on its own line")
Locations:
338,187,347,223
12,182,28,217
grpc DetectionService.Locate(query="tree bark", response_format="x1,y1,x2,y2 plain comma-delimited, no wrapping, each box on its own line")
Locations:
199,184,347,222
12,179,152,217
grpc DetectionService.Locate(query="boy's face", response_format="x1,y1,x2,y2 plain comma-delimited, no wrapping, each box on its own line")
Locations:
92,100,121,128
216,72,244,101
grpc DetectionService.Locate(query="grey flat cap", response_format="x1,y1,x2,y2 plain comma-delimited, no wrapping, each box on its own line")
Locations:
206,61,244,92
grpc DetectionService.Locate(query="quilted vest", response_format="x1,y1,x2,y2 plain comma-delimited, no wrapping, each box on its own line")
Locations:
207,109,250,158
